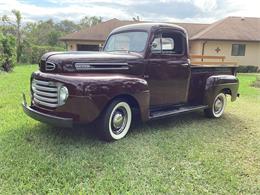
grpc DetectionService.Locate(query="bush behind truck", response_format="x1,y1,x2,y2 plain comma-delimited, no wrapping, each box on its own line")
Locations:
0,33,16,72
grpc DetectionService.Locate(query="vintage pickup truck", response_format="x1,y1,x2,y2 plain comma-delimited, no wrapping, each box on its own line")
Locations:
22,23,239,141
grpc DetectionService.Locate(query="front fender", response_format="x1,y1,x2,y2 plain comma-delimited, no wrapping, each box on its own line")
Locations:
204,75,239,105
83,74,150,121
32,72,150,122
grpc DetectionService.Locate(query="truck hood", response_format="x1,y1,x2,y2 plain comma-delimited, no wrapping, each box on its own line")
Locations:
40,51,144,73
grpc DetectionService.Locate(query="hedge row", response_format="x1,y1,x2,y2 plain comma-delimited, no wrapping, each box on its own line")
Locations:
21,45,65,64
237,65,260,73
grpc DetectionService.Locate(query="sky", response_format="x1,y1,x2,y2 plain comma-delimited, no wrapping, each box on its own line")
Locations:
1,0,260,24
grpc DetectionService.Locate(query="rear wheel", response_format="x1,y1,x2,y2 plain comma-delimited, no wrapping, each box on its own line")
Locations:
99,99,132,141
204,92,227,118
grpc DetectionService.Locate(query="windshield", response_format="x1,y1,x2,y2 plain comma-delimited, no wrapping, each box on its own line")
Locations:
104,31,148,52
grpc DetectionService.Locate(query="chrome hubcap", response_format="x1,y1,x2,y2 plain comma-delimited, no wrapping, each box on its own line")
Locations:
214,97,224,114
111,107,128,134
113,112,124,129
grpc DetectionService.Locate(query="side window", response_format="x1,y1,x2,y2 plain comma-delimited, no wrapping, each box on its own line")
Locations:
162,38,174,51
162,32,184,55
151,31,185,55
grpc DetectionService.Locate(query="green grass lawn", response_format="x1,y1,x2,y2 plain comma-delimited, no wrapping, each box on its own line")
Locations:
0,65,260,194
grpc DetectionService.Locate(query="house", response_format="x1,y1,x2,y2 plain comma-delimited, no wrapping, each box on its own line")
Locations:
60,19,137,51
60,17,260,67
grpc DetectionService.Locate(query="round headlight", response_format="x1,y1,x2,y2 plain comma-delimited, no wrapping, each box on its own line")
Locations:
59,86,69,103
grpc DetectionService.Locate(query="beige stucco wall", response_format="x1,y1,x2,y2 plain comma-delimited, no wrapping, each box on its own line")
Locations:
66,40,105,51
190,40,260,66
189,41,203,55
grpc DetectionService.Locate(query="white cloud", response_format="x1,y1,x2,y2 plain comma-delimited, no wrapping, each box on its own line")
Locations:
0,0,260,23
193,0,217,12
224,0,260,18
0,0,131,22
47,0,149,6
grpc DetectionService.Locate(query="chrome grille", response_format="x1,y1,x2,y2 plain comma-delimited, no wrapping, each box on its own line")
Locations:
32,79,59,108
45,62,56,71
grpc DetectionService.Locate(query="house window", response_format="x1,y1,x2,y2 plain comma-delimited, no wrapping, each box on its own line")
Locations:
231,44,246,56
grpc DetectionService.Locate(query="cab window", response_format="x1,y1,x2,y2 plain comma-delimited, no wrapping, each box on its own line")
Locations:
151,31,185,55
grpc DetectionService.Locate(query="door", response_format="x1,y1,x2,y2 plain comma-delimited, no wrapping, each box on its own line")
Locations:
146,29,191,107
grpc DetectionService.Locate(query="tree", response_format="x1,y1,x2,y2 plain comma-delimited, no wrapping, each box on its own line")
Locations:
47,30,61,46
56,20,79,33
133,16,140,21
23,19,60,46
0,33,16,72
1,15,16,35
0,11,103,64
11,10,22,63
79,16,102,29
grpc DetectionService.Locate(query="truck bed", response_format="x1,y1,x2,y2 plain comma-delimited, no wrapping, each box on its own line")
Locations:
191,64,238,68
190,64,237,75
188,64,238,105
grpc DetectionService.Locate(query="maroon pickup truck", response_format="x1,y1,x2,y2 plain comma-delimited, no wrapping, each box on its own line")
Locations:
22,23,239,141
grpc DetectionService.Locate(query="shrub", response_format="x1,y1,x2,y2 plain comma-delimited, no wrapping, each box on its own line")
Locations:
251,76,260,88
31,45,65,64
0,33,16,72
237,65,259,73
21,44,65,64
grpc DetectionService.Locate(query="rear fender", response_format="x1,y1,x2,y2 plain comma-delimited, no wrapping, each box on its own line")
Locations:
204,75,239,106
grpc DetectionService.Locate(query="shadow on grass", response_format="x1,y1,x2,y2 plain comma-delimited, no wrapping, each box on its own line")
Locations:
26,122,100,143
21,110,242,145
0,109,242,165
26,111,200,137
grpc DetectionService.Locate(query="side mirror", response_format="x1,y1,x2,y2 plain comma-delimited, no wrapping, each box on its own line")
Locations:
99,44,103,51
150,37,161,54
151,42,158,49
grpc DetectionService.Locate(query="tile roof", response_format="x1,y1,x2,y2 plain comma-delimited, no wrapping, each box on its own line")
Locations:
60,18,137,41
190,16,260,41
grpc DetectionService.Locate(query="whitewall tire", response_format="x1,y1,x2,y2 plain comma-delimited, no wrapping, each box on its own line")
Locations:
99,99,132,141
204,93,227,118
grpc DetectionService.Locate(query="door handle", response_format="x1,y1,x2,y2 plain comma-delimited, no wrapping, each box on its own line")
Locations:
181,63,189,66
167,61,189,66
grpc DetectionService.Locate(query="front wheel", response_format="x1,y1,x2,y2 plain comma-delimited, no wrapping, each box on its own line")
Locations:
99,99,132,141
204,92,227,118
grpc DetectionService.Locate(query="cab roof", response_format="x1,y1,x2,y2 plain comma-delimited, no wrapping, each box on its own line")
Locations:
110,23,187,34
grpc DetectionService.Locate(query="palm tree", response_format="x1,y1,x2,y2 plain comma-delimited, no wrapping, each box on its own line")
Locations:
11,10,22,63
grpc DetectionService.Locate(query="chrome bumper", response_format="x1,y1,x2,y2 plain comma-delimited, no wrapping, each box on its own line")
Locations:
22,93,73,128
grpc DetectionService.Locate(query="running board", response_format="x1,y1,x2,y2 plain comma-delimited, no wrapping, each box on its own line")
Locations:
149,105,208,120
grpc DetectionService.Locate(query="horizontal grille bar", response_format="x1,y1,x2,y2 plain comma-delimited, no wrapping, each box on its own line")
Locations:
32,84,58,92
34,94,58,103
32,78,60,108
33,89,58,97
33,79,50,86
34,98,58,108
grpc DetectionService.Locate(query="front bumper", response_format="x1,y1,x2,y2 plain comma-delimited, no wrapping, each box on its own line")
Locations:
22,93,73,128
